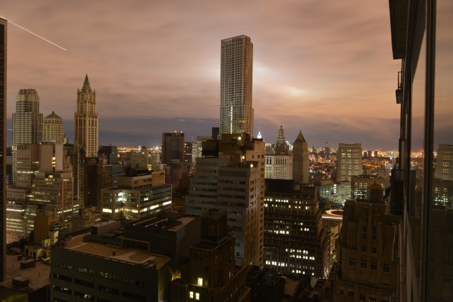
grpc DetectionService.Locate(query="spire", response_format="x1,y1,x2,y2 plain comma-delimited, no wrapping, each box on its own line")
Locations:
82,74,91,91
294,130,307,143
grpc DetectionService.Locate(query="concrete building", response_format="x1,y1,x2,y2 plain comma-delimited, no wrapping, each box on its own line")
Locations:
12,89,42,145
0,255,50,301
29,171,75,220
333,186,397,302
186,133,265,267
336,143,363,182
0,16,7,281
191,135,212,164
51,214,200,302
171,212,251,302
435,144,453,181
71,207,102,232
265,124,293,180
184,142,192,164
101,169,171,220
162,132,185,164
264,180,329,278
220,35,254,137
43,111,65,144
293,130,309,184
351,175,386,199
74,75,98,158
246,266,285,302
131,145,150,170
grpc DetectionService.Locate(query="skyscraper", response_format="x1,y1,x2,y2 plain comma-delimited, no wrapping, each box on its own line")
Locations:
74,75,98,157
186,134,265,266
0,17,7,282
12,89,43,145
435,144,453,181
293,130,309,184
336,143,363,182
220,35,254,137
43,111,64,144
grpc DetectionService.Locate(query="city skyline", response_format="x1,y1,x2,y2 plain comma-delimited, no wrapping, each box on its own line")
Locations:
1,1,419,149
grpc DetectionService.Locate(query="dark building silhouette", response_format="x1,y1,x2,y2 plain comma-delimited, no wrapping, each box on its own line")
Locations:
0,17,6,281
171,211,251,302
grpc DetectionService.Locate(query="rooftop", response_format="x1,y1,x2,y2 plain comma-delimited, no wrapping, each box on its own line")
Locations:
0,254,50,292
63,233,170,270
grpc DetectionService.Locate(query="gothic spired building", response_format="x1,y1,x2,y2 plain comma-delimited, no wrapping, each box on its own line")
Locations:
220,35,254,137
74,75,98,157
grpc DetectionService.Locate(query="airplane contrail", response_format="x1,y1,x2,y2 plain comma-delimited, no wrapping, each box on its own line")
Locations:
1,17,66,51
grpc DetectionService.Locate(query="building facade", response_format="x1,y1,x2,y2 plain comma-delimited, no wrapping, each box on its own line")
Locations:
264,180,329,278
171,212,251,302
42,111,64,144
74,75,98,157
186,134,265,267
336,143,363,182
12,89,42,145
293,130,309,184
220,35,254,137
333,194,397,302
435,144,453,181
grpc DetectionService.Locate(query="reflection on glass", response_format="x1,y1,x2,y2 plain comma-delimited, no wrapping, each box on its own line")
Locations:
429,2,453,300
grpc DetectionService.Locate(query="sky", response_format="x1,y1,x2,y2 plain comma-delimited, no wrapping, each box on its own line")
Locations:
2,0,404,150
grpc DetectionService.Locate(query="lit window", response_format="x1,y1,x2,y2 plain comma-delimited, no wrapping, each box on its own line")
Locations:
198,278,203,286
189,291,193,298
195,293,200,300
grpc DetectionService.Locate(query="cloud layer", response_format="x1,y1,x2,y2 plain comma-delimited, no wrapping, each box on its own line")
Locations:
3,0,408,149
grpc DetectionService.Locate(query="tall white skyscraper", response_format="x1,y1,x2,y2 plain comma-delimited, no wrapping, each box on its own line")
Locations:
74,75,98,157
220,35,254,137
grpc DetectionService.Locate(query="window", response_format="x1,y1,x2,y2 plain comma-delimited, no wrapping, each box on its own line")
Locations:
371,262,377,270
348,289,354,298
339,287,344,295
359,293,366,301
196,293,200,300
361,260,367,269
371,247,377,254
362,245,367,252
383,264,390,273
198,278,203,286
443,275,452,285
382,297,389,302
349,258,355,266
190,291,194,299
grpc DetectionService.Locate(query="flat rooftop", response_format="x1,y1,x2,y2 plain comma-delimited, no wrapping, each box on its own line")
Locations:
0,254,50,292
63,233,171,270
129,214,196,232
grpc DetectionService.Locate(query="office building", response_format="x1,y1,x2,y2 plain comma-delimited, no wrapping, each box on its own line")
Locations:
265,124,293,180
246,266,285,302
74,75,98,157
171,211,251,302
191,136,212,164
42,111,65,144
186,133,265,267
51,215,200,302
264,180,329,278
0,18,6,282
220,35,254,137
351,175,386,199
333,186,397,301
184,142,192,163
12,89,42,145
435,144,453,181
162,132,185,164
101,169,171,220
293,130,309,184
336,143,363,182
130,145,150,170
